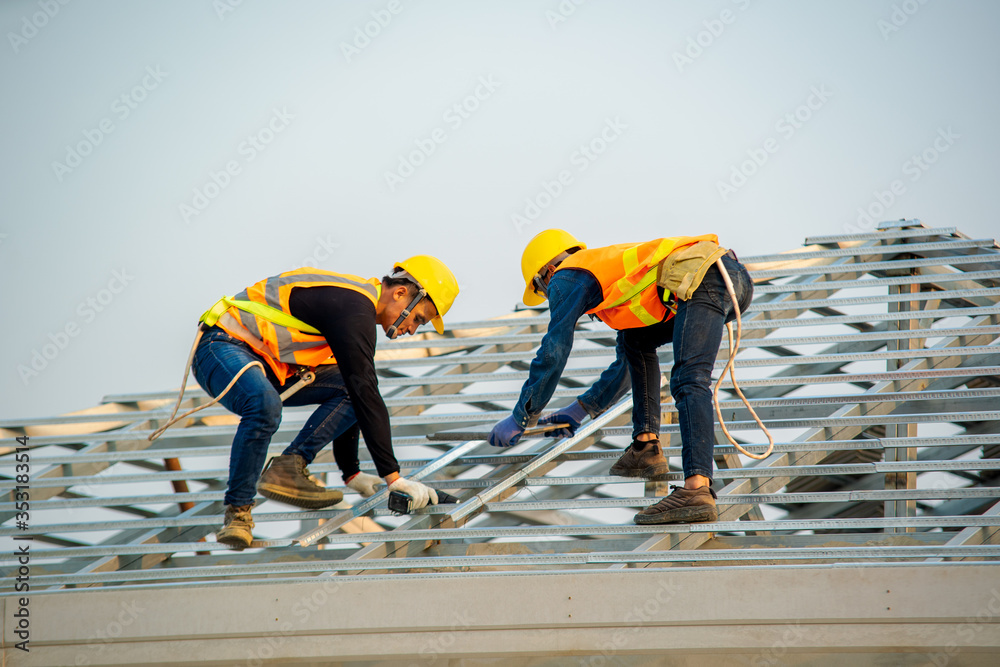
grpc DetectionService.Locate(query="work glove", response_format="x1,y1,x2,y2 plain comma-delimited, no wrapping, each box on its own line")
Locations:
537,400,589,438
488,415,525,447
345,471,381,498
388,477,439,510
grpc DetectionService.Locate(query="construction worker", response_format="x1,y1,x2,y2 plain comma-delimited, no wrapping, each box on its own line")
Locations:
193,257,459,547
489,230,753,524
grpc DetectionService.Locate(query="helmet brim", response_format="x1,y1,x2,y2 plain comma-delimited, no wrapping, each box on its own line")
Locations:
522,283,546,307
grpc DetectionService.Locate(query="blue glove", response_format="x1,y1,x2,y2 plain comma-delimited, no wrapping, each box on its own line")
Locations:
488,415,524,447
537,400,589,438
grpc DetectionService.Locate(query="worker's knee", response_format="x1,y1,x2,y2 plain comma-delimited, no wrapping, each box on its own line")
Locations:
670,368,713,397
241,392,283,434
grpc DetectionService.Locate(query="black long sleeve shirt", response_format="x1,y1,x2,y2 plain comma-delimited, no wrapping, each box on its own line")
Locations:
288,286,398,478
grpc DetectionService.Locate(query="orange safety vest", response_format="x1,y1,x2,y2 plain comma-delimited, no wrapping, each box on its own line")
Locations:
557,235,719,330
209,268,382,383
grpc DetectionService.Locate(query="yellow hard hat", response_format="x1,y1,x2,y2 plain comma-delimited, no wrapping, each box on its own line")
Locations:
394,255,459,334
520,229,587,306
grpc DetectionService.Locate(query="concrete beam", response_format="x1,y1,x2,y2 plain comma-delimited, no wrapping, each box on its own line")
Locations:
5,564,1000,666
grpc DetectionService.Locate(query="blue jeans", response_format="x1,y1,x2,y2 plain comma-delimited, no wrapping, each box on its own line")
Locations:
191,327,358,506
513,268,605,427
622,255,754,480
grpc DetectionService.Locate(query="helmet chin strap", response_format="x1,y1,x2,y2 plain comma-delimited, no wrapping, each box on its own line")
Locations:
385,289,426,339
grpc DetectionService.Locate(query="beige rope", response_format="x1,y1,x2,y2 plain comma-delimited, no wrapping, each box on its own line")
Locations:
148,327,314,442
149,327,262,441
712,258,774,460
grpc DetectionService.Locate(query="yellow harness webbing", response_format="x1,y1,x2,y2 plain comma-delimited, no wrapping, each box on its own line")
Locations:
200,296,321,334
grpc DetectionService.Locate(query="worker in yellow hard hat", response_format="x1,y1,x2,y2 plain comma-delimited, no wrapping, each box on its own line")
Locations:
489,229,753,526
192,256,459,547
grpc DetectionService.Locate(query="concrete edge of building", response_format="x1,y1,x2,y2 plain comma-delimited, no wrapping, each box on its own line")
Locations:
4,563,1000,666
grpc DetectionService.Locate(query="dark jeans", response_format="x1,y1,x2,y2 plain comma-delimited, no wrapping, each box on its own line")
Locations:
622,255,754,481
191,327,359,506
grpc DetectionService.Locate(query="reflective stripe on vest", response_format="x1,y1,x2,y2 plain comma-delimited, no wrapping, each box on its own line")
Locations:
201,268,382,383
557,234,719,330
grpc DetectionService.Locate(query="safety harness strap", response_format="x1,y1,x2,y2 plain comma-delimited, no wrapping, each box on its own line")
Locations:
200,296,321,335
605,269,659,310
386,289,426,339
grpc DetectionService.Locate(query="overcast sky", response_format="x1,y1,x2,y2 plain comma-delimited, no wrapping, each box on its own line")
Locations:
1,0,998,420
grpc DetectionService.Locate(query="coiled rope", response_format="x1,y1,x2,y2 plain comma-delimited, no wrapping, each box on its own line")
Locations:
712,258,774,459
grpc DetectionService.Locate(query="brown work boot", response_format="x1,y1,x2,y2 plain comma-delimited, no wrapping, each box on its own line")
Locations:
256,454,344,509
217,503,255,548
609,439,670,480
634,485,718,525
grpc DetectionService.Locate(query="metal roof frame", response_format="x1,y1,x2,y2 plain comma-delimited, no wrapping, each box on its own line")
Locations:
3,220,999,664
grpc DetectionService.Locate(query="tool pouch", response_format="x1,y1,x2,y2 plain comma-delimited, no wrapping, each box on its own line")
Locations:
656,240,729,301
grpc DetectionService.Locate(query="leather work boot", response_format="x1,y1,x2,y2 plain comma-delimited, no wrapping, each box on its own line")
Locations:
609,439,670,480
256,454,344,509
633,485,718,525
217,503,255,548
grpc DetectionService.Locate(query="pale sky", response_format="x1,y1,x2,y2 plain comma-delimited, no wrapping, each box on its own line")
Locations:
2,0,998,419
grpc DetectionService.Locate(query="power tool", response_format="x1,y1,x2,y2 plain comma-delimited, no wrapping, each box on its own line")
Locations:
388,489,460,514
